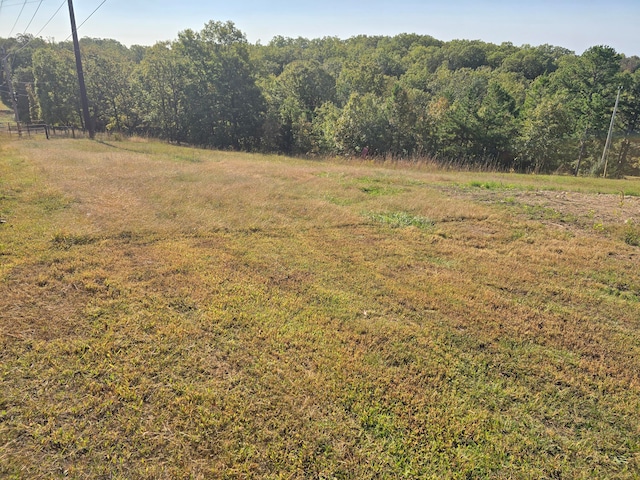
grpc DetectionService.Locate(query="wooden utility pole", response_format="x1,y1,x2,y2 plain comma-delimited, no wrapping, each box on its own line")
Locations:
601,86,622,178
1,47,20,124
67,0,94,139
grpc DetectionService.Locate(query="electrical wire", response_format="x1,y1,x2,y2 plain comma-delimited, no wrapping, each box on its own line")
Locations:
0,0,41,31
65,0,108,41
7,0,28,37
4,0,65,58
1,0,41,8
2,0,44,50
32,0,65,38
4,0,109,53
21,0,44,34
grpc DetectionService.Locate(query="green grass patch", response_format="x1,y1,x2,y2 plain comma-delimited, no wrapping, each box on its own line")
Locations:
355,176,406,196
31,191,74,212
443,170,640,196
520,204,577,223
623,221,640,246
51,231,99,249
360,184,403,195
365,210,435,229
468,180,517,190
324,194,357,206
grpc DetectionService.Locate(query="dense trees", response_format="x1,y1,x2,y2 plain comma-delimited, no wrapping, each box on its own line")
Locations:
135,42,190,141
1,23,639,174
552,46,623,174
1,34,46,122
31,47,80,125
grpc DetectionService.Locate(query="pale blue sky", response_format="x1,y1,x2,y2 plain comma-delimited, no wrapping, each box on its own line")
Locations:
1,0,639,55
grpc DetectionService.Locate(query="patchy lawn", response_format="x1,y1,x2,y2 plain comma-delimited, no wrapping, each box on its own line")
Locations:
1,137,639,479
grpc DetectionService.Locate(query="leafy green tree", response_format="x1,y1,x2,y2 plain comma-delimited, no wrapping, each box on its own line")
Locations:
252,36,313,76
262,60,336,153
620,55,640,73
476,80,519,164
401,45,445,91
429,67,488,160
135,42,190,142
517,94,574,173
32,47,81,126
613,70,640,175
1,34,47,122
175,21,265,149
501,45,560,80
79,38,131,58
279,96,315,153
84,45,138,132
336,60,389,105
312,101,341,154
387,83,415,156
334,93,390,156
553,45,622,174
443,40,489,70
129,45,148,64
485,42,519,69
6,27,638,171
277,60,336,113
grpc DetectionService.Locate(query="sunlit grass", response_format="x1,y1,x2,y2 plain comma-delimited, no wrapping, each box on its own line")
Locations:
1,137,639,478
0,101,14,124
454,170,640,196
365,211,435,229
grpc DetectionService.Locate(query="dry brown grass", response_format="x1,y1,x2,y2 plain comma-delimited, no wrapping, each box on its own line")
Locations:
1,137,639,478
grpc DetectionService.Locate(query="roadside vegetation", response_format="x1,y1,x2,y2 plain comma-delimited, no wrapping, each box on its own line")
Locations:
1,135,639,478
2,23,640,175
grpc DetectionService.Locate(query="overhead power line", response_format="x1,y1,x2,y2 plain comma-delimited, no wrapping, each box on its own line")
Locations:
3,0,65,58
22,0,44,33
0,0,40,27
2,0,110,55
8,0,28,37
64,0,108,41
33,0,65,38
1,0,41,7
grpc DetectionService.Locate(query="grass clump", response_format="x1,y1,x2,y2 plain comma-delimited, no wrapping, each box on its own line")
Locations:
356,176,406,196
365,211,435,229
468,180,516,190
51,231,98,249
624,220,640,246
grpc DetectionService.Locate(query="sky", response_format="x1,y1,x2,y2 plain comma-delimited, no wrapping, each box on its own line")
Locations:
0,0,639,56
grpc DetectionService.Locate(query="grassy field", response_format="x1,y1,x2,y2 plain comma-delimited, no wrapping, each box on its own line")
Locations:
0,104,14,125
1,135,639,479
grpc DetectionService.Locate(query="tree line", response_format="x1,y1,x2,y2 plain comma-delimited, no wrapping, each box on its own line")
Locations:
1,21,640,175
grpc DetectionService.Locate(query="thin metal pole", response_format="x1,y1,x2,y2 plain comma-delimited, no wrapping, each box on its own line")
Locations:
68,0,95,139
602,86,622,178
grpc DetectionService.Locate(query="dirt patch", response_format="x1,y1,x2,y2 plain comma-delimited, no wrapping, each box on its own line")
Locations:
512,190,637,224
449,188,640,227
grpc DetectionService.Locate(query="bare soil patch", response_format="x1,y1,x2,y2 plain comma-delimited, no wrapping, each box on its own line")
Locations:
449,187,640,226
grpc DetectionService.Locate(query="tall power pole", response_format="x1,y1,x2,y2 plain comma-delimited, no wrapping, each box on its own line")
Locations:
601,86,622,178
1,48,20,123
68,0,94,139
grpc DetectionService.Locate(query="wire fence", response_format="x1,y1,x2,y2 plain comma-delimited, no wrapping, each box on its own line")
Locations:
0,122,83,138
